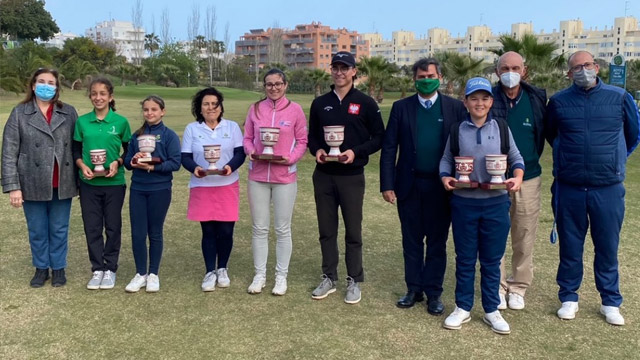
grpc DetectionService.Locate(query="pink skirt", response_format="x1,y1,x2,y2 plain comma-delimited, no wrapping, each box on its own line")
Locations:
187,181,240,222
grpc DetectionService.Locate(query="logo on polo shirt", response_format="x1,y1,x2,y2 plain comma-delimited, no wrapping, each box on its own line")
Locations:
438,118,443,122
348,103,360,115
223,132,230,139
156,134,161,142
523,118,532,127
108,126,117,135
324,106,333,112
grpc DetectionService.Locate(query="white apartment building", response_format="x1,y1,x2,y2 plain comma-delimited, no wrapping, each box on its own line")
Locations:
363,16,640,66
85,20,145,63
43,32,78,49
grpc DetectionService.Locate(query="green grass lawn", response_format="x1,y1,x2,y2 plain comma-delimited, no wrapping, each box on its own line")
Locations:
1,86,638,359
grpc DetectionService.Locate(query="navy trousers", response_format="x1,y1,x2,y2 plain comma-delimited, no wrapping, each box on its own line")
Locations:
201,221,235,273
451,195,511,313
129,188,172,275
397,176,450,298
552,181,624,307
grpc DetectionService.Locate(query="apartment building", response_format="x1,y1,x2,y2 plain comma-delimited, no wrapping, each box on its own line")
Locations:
235,22,369,70
85,20,145,63
363,16,640,66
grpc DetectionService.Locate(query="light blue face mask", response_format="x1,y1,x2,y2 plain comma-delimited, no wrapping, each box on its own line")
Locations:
34,83,57,101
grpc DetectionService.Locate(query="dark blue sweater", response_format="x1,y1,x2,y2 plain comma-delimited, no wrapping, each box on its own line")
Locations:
124,122,182,191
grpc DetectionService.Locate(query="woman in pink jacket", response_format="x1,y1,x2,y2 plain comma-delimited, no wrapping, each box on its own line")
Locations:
243,68,308,295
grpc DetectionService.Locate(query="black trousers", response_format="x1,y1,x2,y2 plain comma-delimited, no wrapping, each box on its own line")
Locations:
397,176,450,297
312,169,365,282
79,181,126,272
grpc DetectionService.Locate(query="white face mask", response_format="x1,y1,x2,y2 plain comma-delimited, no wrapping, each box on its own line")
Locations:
572,68,597,89
499,72,521,89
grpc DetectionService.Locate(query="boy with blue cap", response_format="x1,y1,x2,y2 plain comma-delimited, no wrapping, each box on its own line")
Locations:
439,77,525,334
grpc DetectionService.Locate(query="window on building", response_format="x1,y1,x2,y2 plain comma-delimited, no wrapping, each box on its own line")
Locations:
342,45,346,49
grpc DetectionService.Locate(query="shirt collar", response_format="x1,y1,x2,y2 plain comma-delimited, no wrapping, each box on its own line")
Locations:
90,108,114,123
417,92,438,108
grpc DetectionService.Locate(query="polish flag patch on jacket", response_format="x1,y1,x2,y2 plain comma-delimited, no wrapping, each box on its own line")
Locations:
348,103,361,115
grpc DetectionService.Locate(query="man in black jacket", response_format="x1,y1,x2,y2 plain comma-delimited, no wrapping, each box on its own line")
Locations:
491,51,547,311
308,51,385,304
380,58,466,313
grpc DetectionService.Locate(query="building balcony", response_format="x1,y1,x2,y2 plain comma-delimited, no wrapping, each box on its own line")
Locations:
284,38,314,44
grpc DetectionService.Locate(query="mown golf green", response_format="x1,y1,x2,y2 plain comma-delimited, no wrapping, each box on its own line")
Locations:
1,85,638,359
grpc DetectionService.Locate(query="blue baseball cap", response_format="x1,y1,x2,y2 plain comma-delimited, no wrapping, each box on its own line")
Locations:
464,77,493,97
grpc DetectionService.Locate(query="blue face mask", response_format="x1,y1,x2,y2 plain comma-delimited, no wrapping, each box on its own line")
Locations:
34,83,57,101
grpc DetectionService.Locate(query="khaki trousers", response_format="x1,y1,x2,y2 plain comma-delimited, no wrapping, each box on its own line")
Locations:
500,176,541,296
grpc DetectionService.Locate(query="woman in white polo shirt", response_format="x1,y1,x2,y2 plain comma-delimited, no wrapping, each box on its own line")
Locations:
181,87,246,292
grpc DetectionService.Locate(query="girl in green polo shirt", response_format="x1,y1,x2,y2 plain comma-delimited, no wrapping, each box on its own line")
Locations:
73,77,131,291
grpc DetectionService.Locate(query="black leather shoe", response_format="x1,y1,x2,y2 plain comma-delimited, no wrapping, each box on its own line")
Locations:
30,268,49,288
427,297,445,315
51,269,67,287
396,291,425,308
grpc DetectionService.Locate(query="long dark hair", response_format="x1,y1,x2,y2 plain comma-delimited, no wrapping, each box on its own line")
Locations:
21,68,63,108
135,95,165,136
251,68,291,120
88,77,116,111
192,87,224,123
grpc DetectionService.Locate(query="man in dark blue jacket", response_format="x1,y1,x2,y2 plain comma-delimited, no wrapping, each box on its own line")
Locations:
491,51,547,311
380,58,466,314
546,50,640,326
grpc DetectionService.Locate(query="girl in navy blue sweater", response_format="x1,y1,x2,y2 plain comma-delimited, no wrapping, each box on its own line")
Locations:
123,95,181,292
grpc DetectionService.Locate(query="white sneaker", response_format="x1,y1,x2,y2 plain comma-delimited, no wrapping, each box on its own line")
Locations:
146,274,160,293
99,270,116,289
202,271,217,292
87,271,103,290
272,275,287,296
498,293,507,310
247,274,266,294
443,307,471,330
600,305,625,326
483,310,511,334
508,293,525,310
557,301,579,320
125,273,147,292
216,268,230,288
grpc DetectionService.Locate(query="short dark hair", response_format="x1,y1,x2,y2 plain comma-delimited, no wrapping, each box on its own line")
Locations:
412,58,442,78
21,68,63,108
192,87,224,123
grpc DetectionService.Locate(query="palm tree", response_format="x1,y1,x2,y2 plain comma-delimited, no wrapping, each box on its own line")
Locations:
145,33,161,57
308,68,330,98
357,56,398,102
393,76,414,98
435,51,486,98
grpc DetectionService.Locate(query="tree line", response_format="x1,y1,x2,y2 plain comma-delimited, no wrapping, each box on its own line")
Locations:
1,0,638,100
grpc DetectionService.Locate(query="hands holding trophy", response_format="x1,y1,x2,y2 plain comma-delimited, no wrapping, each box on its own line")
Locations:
253,127,284,161
452,156,478,188
480,154,511,190
89,149,107,177
132,134,162,165
320,125,348,162
197,144,224,176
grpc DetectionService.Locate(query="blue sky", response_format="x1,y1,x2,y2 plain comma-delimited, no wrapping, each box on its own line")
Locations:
45,0,638,47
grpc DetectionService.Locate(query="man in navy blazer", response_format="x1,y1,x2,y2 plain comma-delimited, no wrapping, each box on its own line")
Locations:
380,58,466,313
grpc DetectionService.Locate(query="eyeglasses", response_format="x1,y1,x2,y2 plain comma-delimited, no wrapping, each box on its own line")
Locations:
331,66,353,74
264,82,285,89
570,62,596,72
